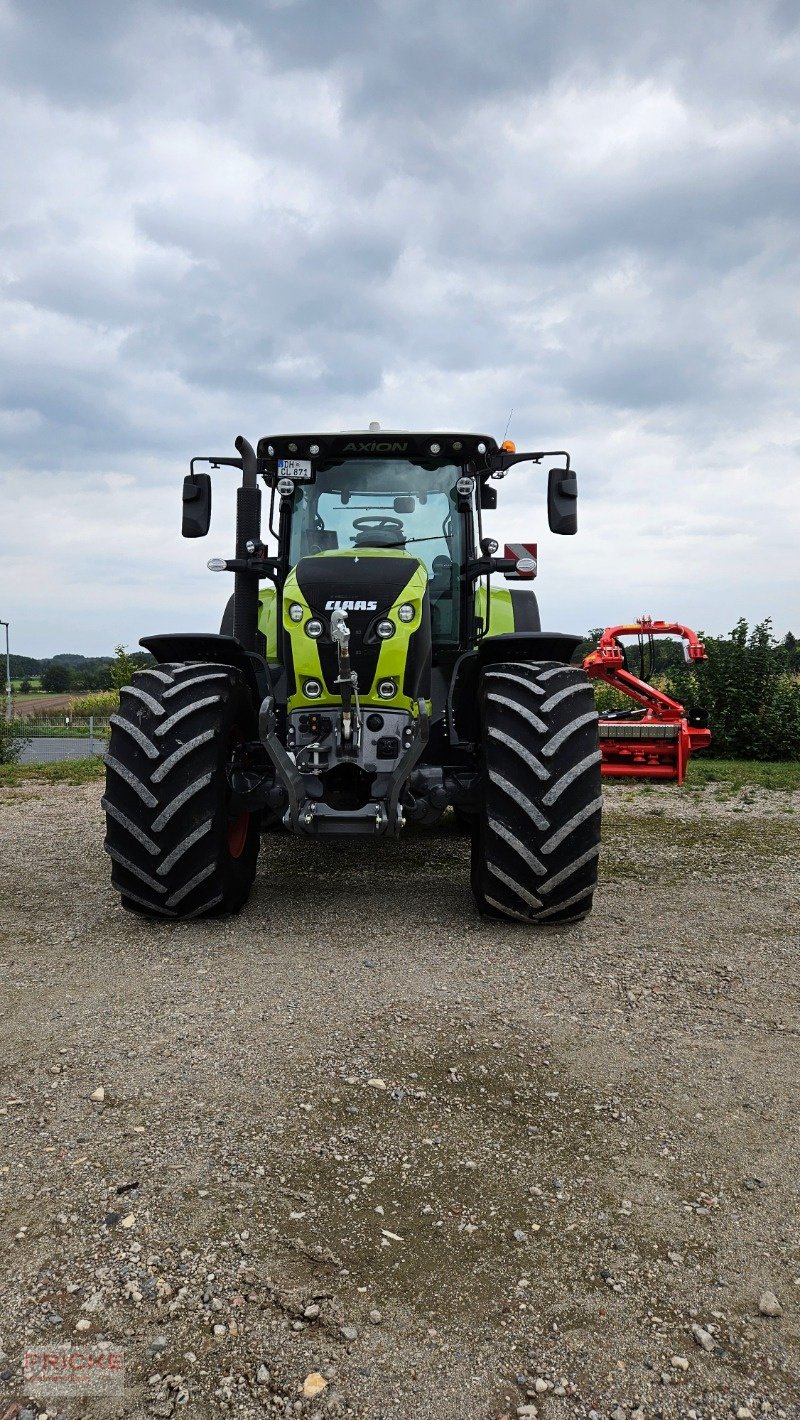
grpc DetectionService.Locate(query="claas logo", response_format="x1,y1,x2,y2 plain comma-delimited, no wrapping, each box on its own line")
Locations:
324,599,378,611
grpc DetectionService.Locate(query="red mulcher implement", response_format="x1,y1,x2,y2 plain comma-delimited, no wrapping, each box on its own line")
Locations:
583,617,712,783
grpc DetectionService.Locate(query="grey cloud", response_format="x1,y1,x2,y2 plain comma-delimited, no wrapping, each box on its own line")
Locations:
1,0,799,653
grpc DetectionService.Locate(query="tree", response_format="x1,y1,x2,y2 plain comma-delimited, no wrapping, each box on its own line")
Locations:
19,677,32,694
41,663,74,694
110,645,138,690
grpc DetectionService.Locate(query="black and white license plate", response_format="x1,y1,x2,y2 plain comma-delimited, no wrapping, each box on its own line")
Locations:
277,458,314,481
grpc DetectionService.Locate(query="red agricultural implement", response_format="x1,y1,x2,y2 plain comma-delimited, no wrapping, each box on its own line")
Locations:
583,618,712,783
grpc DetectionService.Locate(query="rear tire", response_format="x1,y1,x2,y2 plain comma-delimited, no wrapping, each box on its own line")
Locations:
471,661,602,924
103,662,260,919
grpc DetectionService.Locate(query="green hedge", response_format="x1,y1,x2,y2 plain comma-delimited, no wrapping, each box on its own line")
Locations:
661,619,800,761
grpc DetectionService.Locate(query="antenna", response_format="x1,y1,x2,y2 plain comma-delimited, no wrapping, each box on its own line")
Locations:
502,407,514,443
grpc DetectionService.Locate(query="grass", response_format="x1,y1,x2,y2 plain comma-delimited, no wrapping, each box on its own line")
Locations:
685,758,800,791
0,758,106,787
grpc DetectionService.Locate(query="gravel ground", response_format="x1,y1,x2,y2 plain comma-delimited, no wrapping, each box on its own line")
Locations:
0,779,798,1420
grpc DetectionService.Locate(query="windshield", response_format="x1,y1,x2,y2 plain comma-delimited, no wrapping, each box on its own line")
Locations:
287,459,464,643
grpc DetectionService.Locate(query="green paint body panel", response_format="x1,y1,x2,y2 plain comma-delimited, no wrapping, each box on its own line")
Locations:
280,549,430,715
259,567,529,705
257,586,278,659
476,584,517,636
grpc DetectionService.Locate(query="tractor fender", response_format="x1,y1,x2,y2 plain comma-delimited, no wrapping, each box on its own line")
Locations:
447,632,584,746
140,632,271,704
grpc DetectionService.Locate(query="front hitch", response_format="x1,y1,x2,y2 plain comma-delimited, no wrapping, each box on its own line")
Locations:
330,608,361,752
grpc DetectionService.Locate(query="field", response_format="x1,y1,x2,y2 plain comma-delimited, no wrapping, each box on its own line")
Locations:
0,775,798,1419
8,691,74,716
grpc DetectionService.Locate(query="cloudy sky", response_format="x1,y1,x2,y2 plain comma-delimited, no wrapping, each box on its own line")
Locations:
2,0,799,657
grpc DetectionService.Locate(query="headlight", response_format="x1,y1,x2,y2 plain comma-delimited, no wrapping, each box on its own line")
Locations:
377,680,396,700
288,602,304,623
303,679,322,699
398,603,415,623
376,620,394,639
305,619,324,638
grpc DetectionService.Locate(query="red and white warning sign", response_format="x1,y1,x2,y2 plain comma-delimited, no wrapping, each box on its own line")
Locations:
504,542,538,578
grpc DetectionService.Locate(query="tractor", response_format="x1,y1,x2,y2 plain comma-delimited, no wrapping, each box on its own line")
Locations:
102,427,602,923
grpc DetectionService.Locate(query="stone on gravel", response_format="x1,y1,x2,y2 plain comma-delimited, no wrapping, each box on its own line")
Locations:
758,1290,782,1316
90,1086,105,1101
302,1372,328,1399
148,1336,168,1354
671,1355,689,1369
303,1304,320,1319
369,1309,382,1324
256,1364,270,1385
366,1078,386,1089
340,1325,358,1341
691,1322,715,1351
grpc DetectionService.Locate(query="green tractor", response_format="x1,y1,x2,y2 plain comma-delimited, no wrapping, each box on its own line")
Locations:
103,428,601,923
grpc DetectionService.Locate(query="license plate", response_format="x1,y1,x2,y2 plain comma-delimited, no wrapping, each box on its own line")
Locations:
277,459,313,481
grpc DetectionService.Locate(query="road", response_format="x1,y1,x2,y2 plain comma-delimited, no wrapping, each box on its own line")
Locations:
17,736,106,764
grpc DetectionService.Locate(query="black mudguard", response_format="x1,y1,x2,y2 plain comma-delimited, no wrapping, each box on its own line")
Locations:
140,633,270,704
448,632,584,746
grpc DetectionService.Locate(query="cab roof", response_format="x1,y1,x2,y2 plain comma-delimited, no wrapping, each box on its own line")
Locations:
256,430,499,468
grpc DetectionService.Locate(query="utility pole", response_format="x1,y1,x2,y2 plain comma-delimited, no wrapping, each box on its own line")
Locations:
0,621,10,722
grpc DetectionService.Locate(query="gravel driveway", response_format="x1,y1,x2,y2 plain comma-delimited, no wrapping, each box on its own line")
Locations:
0,780,798,1420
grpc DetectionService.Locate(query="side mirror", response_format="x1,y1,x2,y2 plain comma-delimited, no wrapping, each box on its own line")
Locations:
547,467,578,535
479,482,497,510
182,473,212,538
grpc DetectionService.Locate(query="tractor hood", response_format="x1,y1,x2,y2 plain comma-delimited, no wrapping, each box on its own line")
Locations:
282,549,431,712
295,547,420,617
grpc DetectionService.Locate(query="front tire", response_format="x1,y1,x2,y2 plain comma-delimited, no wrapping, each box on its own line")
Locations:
471,661,602,924
103,662,260,919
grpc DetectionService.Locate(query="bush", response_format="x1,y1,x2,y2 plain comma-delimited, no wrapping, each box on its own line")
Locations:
663,618,800,761
591,682,631,715
70,690,119,717
0,718,27,764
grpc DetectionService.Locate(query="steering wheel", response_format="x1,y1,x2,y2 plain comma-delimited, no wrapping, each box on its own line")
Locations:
351,516,405,534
